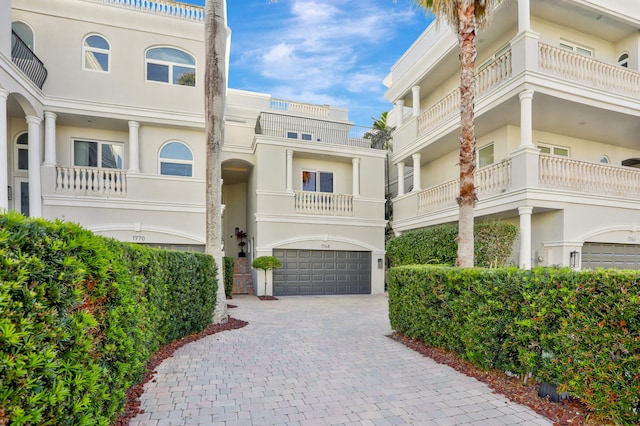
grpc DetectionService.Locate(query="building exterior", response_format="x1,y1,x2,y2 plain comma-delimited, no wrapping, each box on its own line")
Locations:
384,0,640,270
1,0,387,295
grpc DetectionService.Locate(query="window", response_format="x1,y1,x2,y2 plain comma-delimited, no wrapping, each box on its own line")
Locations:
477,43,510,72
159,141,193,176
12,22,34,50
15,133,28,171
538,143,569,157
146,47,196,86
83,34,110,72
599,156,610,164
302,171,333,193
478,143,494,168
287,131,313,141
559,40,593,56
618,53,629,68
74,140,123,169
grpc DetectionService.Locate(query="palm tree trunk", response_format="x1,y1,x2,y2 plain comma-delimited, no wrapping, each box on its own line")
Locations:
205,0,228,323
456,0,477,267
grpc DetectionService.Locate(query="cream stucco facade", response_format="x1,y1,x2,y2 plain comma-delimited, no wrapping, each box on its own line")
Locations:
385,0,640,270
1,0,387,295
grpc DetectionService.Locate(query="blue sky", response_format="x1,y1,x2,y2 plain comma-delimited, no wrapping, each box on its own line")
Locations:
183,0,434,128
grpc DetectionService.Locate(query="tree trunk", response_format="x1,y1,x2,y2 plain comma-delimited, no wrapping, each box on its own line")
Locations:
205,0,228,323
456,0,477,267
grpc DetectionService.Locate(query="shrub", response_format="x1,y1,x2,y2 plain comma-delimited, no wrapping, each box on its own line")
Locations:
387,265,640,424
386,221,518,267
223,256,234,298
0,212,218,425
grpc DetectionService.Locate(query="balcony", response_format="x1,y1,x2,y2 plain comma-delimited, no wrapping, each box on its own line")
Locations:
85,0,204,21
56,166,127,196
294,191,353,216
11,30,48,89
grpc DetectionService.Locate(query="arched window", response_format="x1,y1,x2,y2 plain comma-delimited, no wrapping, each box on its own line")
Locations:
159,141,193,176
146,47,196,86
15,133,29,170
83,34,110,72
12,22,34,50
600,156,610,164
618,53,629,68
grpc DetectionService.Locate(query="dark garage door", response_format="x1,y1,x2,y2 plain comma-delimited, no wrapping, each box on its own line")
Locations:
272,249,371,296
582,243,640,269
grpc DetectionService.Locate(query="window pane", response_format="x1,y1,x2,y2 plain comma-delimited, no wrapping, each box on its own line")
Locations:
287,131,298,139
147,63,169,82
17,133,28,145
538,146,551,154
479,144,494,168
319,172,333,193
174,67,196,86
161,162,192,176
102,144,123,169
160,142,193,160
20,181,29,216
12,22,33,50
85,35,109,49
18,148,28,170
146,47,195,65
301,133,312,141
554,147,569,157
302,171,316,191
85,51,109,71
74,141,98,167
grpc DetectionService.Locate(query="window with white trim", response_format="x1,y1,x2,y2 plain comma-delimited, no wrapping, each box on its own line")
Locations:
618,53,629,68
477,43,510,72
12,21,34,50
74,139,124,169
478,143,494,168
159,141,193,176
83,34,110,72
15,132,28,171
287,131,313,141
559,40,593,56
146,47,196,86
302,170,333,193
599,156,610,164
538,143,569,157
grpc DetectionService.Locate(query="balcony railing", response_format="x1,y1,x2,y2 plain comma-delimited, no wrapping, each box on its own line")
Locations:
56,166,127,196
11,30,48,89
417,159,512,213
539,155,640,198
294,191,353,216
85,0,204,21
270,99,330,117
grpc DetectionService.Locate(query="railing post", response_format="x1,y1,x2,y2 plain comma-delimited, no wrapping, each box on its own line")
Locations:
509,27,539,76
510,146,539,191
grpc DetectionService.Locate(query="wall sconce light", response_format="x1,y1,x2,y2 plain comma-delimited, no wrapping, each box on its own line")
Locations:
234,227,239,237
570,250,580,269
7,186,12,201
378,258,384,269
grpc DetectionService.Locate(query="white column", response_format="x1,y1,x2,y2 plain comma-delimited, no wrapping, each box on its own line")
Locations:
519,90,534,148
395,100,405,126
397,162,405,196
286,149,293,192
26,115,42,217
128,121,140,173
43,111,57,166
411,86,421,117
412,153,421,192
519,206,533,269
517,0,531,33
0,89,8,211
352,158,361,197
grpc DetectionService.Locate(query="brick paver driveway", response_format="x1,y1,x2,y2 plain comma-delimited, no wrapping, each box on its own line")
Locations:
130,294,552,425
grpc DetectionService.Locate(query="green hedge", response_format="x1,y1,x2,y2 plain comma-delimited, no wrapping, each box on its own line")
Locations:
387,266,640,424
0,212,217,425
223,256,234,298
386,221,518,267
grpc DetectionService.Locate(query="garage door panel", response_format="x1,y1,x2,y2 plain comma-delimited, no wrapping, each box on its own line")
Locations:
582,242,640,270
273,250,371,296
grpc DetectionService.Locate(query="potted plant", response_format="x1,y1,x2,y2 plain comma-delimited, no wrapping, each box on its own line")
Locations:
236,229,247,257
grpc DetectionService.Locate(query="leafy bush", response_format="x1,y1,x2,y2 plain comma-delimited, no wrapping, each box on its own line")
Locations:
0,212,217,425
386,221,518,267
387,265,640,424
223,256,234,298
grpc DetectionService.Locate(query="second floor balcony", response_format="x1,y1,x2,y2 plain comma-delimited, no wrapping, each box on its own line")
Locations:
11,30,48,89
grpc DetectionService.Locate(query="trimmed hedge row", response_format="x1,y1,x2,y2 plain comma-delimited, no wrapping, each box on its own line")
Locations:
223,256,234,298
387,265,640,424
386,221,518,267
0,212,217,425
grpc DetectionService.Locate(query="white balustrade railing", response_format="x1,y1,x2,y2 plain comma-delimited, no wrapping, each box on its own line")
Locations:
418,50,512,135
270,99,330,116
56,166,127,196
539,155,640,197
85,0,204,21
539,44,640,98
294,191,353,216
417,159,512,213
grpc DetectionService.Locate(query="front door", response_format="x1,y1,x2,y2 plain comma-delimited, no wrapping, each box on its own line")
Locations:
14,178,29,216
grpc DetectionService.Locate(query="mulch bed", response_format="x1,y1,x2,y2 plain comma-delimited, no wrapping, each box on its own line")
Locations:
114,316,248,425
390,332,597,425
257,295,279,300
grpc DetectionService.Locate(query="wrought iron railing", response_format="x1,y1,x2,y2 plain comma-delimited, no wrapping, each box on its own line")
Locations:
11,30,48,89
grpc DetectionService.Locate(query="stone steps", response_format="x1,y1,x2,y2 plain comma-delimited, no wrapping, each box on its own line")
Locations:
232,257,253,294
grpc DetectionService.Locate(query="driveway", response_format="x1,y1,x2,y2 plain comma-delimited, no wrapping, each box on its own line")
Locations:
130,294,553,425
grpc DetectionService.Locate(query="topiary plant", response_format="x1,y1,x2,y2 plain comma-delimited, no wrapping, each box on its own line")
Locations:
251,256,282,296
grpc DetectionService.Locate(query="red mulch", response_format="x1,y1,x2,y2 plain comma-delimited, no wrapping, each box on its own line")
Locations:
114,317,248,425
390,332,601,426
257,295,279,300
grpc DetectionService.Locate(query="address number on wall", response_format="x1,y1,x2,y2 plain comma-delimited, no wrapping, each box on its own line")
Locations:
132,235,146,242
